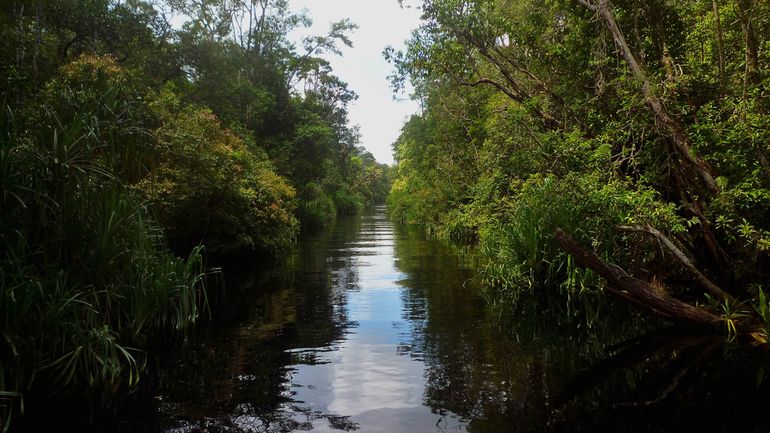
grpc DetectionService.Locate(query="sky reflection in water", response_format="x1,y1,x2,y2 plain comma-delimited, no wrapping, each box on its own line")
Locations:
273,210,467,432
161,207,474,432
151,207,770,433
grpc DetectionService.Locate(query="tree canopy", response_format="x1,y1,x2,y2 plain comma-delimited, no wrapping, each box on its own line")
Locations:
388,0,770,337
0,0,390,424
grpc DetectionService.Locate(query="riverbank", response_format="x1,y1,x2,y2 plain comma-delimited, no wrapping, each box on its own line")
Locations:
16,207,770,433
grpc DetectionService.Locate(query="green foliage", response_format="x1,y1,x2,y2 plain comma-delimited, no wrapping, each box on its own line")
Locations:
388,100,483,236
477,172,681,298
332,188,364,215
297,182,337,229
138,106,298,253
706,294,751,340
0,56,206,413
0,0,394,426
753,288,770,343
388,0,770,333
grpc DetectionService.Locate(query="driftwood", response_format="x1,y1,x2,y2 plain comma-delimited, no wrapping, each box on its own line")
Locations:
554,229,721,327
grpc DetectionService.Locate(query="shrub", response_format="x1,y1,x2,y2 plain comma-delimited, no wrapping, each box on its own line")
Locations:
138,107,298,253
297,182,337,229
0,56,206,413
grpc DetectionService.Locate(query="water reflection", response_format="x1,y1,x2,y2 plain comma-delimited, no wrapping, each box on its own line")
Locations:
147,207,473,432
116,206,770,433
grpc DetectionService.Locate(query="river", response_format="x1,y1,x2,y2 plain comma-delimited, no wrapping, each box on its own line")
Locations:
105,206,770,432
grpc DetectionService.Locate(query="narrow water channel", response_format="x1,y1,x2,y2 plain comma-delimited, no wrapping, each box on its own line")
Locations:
115,206,770,433
147,205,518,432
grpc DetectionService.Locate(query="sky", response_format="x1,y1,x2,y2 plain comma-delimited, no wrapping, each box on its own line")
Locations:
287,0,423,165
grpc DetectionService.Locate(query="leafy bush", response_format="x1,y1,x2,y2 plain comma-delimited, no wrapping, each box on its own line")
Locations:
480,170,686,304
332,187,364,215
1,56,206,409
297,182,337,229
138,106,298,253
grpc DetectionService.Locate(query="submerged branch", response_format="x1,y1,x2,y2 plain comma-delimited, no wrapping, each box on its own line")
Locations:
556,330,716,406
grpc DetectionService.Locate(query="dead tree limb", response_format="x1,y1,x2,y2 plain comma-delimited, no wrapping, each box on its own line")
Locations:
616,224,732,301
554,229,721,326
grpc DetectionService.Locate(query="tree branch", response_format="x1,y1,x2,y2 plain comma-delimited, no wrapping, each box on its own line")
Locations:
554,229,722,327
576,0,598,12
617,224,732,300
460,77,522,100
576,0,719,195
474,46,564,130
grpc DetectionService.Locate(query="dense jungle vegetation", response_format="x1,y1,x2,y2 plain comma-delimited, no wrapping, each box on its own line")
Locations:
0,0,389,426
387,0,770,337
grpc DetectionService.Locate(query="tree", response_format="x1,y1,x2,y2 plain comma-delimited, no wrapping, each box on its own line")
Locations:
388,0,770,336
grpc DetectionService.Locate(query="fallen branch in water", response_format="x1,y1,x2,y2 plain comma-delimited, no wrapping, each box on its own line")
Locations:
554,229,721,327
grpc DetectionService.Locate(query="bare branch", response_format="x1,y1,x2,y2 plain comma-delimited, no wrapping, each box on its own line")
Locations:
575,0,598,12
554,229,722,326
489,45,583,128
617,224,731,300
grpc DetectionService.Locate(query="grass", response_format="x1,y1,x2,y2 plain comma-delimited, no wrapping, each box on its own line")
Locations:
0,79,208,429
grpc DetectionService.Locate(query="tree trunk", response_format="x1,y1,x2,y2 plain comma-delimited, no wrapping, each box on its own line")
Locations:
554,229,722,326
14,2,25,72
736,0,760,93
712,0,726,89
576,0,720,195
33,1,41,78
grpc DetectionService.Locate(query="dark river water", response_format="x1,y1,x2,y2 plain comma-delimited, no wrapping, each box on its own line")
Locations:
152,206,504,432
61,206,770,432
